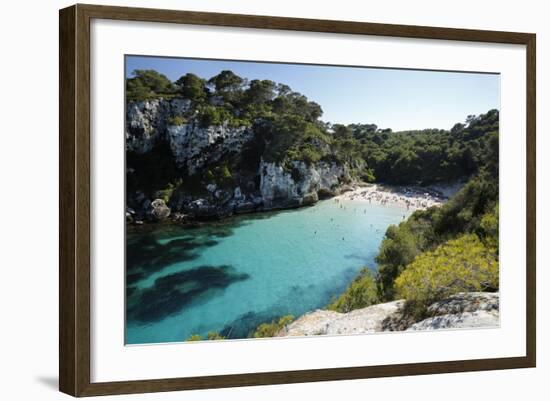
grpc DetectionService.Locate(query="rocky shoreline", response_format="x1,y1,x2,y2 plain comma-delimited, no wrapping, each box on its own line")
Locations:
277,292,499,337
127,181,462,226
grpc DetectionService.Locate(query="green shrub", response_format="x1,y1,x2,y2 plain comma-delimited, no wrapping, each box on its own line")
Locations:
154,179,182,203
328,268,379,313
252,315,294,338
185,332,225,341
394,234,498,308
198,105,233,127
206,332,226,340
376,223,428,300
168,115,187,126
227,117,251,128
477,203,499,249
299,145,323,164
220,165,231,179
203,164,233,188
432,174,498,237
359,167,376,183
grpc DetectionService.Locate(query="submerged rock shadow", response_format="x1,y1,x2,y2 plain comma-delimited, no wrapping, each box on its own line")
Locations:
126,222,245,286
125,206,296,285
127,264,250,323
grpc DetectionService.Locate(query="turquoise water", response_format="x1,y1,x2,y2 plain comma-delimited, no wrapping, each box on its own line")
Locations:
126,199,410,344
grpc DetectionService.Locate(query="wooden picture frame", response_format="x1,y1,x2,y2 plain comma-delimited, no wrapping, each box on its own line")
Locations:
59,3,536,397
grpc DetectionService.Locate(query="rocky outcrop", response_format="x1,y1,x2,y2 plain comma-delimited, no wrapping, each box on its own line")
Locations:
147,199,171,221
259,160,348,210
407,292,499,331
424,291,499,315
407,310,499,331
278,292,499,337
126,98,191,153
167,123,253,174
280,301,405,336
126,98,352,221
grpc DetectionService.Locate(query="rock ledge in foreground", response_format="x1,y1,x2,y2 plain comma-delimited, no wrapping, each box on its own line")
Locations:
278,292,499,337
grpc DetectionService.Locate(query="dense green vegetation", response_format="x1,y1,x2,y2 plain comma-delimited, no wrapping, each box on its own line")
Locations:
252,315,294,338
375,175,499,301
341,109,499,185
326,112,499,318
394,234,498,308
126,69,177,101
127,69,498,190
328,180,499,318
328,268,379,313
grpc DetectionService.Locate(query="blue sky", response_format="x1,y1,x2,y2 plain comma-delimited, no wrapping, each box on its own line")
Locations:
126,55,500,132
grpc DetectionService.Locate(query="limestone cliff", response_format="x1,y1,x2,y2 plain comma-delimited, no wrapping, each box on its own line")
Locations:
259,159,349,210
126,98,192,153
126,98,353,222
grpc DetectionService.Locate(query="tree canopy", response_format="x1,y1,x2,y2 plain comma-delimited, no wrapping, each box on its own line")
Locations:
127,69,498,188
175,73,207,103
126,69,176,100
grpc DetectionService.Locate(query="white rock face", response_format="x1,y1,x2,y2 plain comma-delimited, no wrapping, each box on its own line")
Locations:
170,98,193,116
126,98,191,153
278,292,499,337
126,99,168,153
233,187,245,202
259,160,347,208
167,123,252,174
408,292,499,331
126,97,352,213
126,98,253,174
280,301,405,337
407,310,499,331
426,292,499,315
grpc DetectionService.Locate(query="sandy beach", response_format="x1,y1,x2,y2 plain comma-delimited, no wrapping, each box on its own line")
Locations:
334,183,463,211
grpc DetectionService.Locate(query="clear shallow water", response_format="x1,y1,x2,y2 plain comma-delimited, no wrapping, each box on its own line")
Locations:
126,199,410,344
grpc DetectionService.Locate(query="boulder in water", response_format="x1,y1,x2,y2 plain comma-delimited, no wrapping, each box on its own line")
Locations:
302,191,319,206
147,199,171,221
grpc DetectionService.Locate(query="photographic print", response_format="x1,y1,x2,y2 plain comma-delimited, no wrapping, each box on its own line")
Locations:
125,56,500,345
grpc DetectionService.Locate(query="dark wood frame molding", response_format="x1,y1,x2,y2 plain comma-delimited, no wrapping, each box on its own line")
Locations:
59,3,536,397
